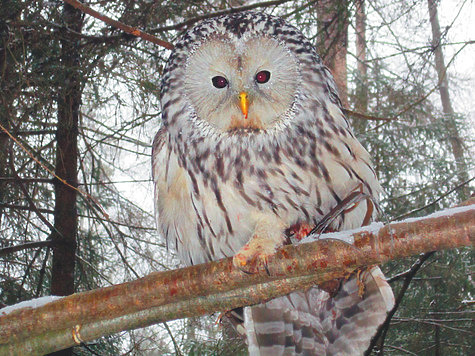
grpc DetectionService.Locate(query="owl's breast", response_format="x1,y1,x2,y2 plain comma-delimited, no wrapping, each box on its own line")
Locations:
154,125,380,266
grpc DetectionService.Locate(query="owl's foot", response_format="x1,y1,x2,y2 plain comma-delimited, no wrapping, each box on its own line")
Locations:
233,235,282,275
233,212,286,275
286,222,312,242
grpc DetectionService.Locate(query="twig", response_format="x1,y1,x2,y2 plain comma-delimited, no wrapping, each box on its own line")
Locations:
0,241,53,257
0,121,109,221
9,150,59,236
0,203,54,214
365,252,435,355
393,176,474,221
151,0,297,33
343,108,392,122
60,0,174,50
0,130,55,136
0,177,54,183
162,322,183,356
35,246,51,297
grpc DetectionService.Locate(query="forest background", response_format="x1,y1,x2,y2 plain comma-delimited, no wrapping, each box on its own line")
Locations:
0,0,473,355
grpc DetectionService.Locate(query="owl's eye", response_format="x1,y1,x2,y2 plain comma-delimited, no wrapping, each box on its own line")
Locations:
255,70,271,84
212,76,228,89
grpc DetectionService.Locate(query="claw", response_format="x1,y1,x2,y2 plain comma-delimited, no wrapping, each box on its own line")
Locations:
232,235,279,275
233,250,269,274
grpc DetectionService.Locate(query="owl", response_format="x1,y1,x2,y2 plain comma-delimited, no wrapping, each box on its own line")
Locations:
153,12,394,355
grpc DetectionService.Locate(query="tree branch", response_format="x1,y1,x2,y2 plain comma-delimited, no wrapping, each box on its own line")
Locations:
0,202,473,355
60,0,174,50
0,240,53,257
365,252,435,355
151,0,297,33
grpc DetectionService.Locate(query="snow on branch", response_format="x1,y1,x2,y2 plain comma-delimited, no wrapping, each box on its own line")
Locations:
0,200,473,355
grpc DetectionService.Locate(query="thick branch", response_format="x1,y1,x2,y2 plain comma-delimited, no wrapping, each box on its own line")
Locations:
0,203,473,355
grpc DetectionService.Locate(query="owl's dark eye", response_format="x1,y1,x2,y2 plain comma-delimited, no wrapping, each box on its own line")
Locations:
255,70,271,84
212,76,228,89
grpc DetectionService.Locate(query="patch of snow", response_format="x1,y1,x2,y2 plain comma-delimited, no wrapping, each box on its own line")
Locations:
0,296,62,316
298,221,384,245
297,203,474,246
398,204,474,224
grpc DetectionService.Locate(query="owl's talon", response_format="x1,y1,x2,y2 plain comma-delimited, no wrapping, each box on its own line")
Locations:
232,235,280,275
233,251,270,275
263,262,271,276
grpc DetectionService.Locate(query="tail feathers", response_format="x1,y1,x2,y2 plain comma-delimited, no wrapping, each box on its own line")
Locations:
244,294,327,355
243,267,394,356
322,267,394,355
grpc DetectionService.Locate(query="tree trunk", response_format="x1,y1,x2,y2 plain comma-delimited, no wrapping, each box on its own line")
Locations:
48,3,83,356
353,0,369,134
354,0,367,114
0,1,22,225
427,0,470,199
316,0,349,107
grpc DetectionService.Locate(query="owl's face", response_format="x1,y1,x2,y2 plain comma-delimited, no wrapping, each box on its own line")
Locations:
184,35,300,132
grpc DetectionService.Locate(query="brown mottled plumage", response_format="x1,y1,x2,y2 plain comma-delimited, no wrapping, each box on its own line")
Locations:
153,12,394,355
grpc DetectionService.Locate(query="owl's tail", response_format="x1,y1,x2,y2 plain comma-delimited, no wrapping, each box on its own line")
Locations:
244,266,394,356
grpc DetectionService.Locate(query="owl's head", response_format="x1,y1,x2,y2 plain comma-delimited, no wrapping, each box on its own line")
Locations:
183,32,300,132
161,12,323,135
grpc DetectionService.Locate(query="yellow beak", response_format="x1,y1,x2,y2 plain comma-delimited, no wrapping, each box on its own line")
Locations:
239,92,249,119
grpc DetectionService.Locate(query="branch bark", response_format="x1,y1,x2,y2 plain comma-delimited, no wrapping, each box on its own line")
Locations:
0,202,473,355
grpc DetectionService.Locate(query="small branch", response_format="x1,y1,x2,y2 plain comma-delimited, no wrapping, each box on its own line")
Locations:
10,153,58,235
60,0,174,50
343,108,392,122
0,177,54,183
385,344,418,355
0,202,473,355
0,117,110,222
151,0,297,33
393,176,474,221
0,203,54,214
35,245,51,297
365,252,435,355
0,130,56,136
0,240,53,257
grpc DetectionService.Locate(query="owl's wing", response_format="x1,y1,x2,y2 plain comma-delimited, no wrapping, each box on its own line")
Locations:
151,126,167,226
244,266,394,356
151,126,167,179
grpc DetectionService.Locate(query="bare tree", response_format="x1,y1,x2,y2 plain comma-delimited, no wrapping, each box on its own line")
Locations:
427,0,470,200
